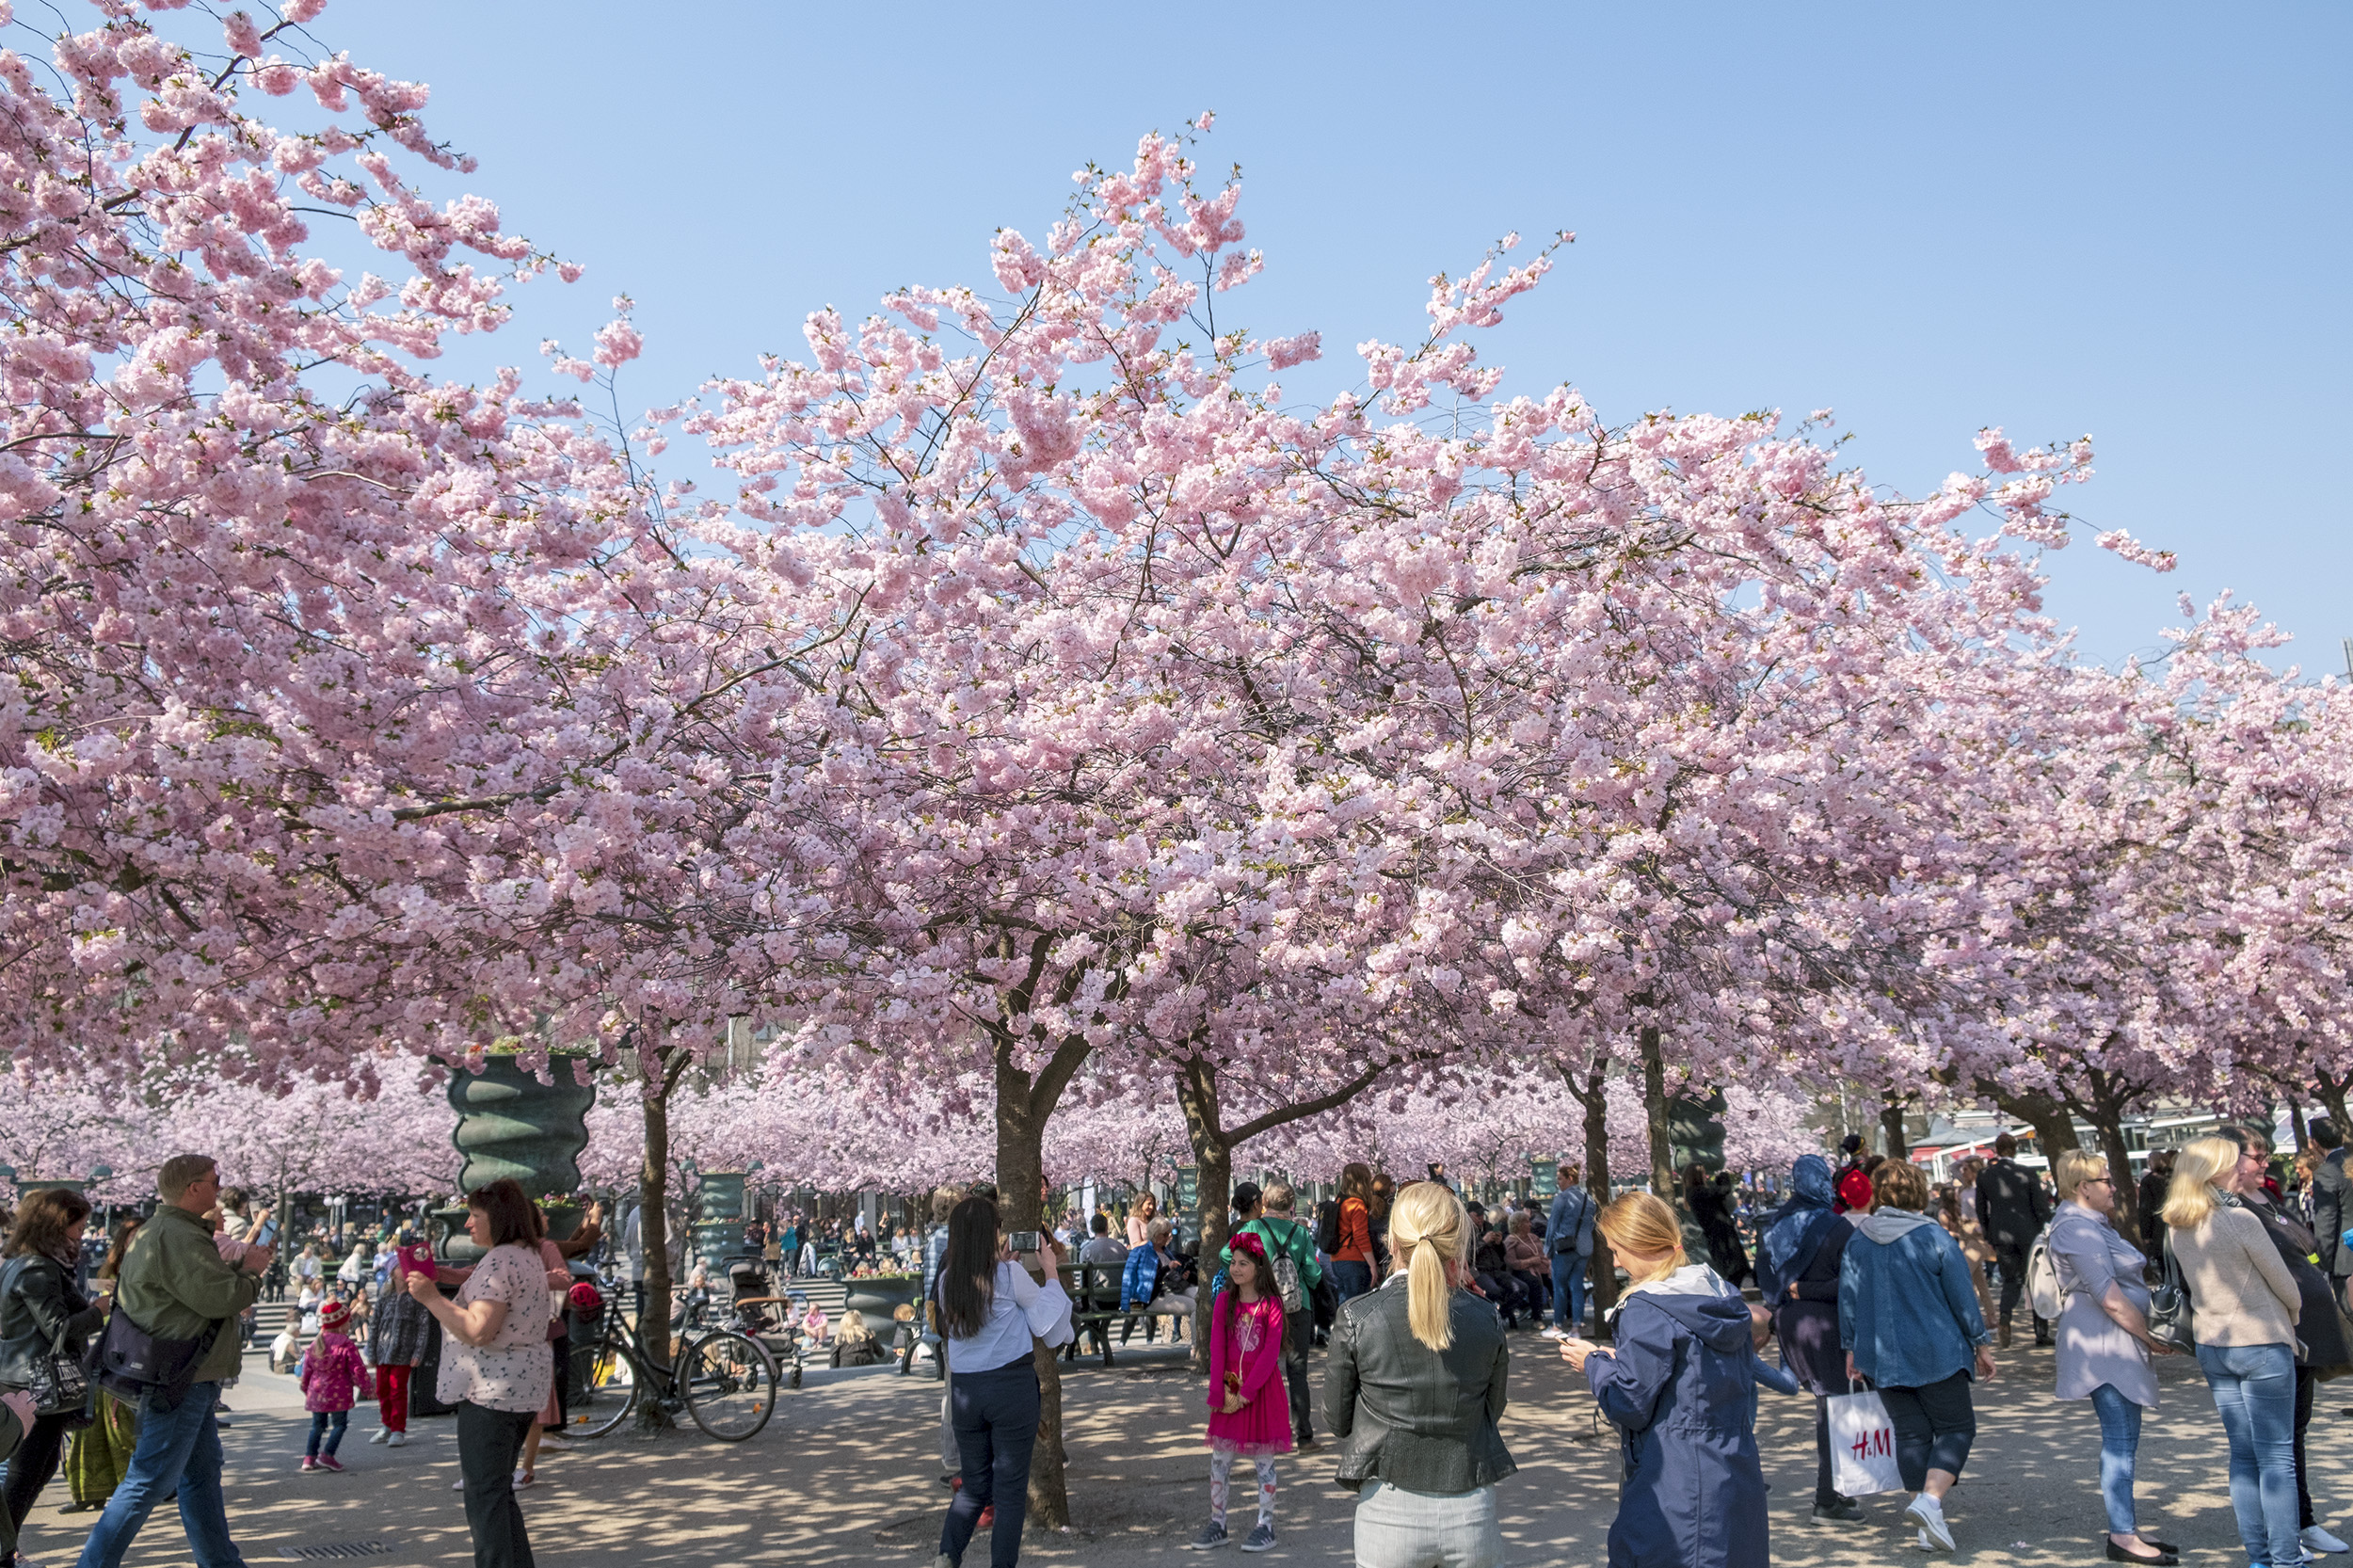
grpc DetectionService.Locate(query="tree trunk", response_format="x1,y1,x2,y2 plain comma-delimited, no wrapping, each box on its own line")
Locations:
1581,1075,1619,1332
2282,1090,2311,1155
1176,1057,1233,1374
1880,1096,1910,1161
994,1034,1071,1532
2313,1066,2351,1137
2091,1108,2139,1240
1980,1083,2080,1160
1639,1023,1676,1202
635,1044,680,1431
1173,1046,1418,1369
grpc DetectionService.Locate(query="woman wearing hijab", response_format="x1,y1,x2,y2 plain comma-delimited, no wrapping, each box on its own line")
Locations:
1754,1154,1859,1523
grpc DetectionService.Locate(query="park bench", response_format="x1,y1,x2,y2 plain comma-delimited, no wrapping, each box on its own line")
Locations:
1056,1260,1192,1367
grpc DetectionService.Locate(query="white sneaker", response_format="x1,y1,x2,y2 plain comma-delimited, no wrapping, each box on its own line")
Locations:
1904,1494,1954,1553
537,1432,570,1451
1539,1326,1565,1340
450,1477,466,1491
512,1469,536,1489
386,1432,407,1447
2307,1527,2351,1556
368,1428,390,1445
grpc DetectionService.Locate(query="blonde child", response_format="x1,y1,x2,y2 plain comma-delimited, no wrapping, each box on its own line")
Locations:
297,1300,369,1471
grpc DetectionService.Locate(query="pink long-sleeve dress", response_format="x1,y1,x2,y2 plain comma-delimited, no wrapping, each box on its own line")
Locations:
1204,1291,1292,1458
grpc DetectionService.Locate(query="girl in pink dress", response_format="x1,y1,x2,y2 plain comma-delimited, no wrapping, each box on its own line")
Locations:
1193,1232,1291,1552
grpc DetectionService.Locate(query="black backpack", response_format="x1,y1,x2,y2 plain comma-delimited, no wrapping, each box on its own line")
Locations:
1314,1198,1343,1256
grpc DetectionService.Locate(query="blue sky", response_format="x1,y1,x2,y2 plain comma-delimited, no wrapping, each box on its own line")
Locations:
323,2,2349,673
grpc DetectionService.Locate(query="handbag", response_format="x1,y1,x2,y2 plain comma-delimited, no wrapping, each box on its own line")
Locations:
25,1316,90,1426
2145,1235,2196,1353
3,1259,92,1427
1825,1383,1903,1496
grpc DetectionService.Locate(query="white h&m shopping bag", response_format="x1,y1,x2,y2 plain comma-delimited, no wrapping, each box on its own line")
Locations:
1826,1386,1902,1497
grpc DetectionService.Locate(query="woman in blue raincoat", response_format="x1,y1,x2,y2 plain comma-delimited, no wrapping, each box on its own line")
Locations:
1562,1192,1770,1568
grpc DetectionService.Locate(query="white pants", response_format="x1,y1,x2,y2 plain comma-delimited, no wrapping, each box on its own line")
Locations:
1353,1480,1503,1568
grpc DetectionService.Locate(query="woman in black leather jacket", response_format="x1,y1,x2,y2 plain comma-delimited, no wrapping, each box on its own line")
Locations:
1325,1180,1514,1567
0,1188,106,1566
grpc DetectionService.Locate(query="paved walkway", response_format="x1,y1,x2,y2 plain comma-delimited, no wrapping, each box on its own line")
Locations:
15,1336,2350,1566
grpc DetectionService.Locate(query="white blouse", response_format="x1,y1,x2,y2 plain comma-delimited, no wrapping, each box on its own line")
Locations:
943,1260,1073,1374
435,1243,552,1415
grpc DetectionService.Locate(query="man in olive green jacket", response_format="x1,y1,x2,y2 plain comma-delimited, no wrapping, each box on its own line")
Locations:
76,1153,269,1568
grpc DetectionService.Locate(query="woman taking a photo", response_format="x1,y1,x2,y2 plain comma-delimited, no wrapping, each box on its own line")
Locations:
0,1189,107,1561
1563,1192,1766,1568
2046,1150,2177,1565
1325,1180,1513,1568
934,1196,1072,1568
406,1178,550,1568
1754,1154,1857,1524
2165,1136,2303,1568
1840,1158,1995,1555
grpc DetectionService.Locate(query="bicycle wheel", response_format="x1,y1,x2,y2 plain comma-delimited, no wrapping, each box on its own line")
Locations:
568,1336,642,1439
680,1330,776,1441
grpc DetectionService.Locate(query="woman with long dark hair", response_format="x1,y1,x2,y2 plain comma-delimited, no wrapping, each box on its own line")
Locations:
935,1196,1072,1568
1327,1163,1375,1307
0,1188,106,1563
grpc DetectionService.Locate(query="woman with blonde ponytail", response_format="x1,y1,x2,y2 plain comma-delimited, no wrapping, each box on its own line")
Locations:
1561,1192,1769,1568
1325,1182,1513,1567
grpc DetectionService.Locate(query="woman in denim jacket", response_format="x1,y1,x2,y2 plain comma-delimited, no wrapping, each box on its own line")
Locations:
1839,1159,1996,1556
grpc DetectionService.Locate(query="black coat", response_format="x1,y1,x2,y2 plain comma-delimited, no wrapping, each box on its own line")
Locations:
1975,1160,2053,1249
1325,1280,1515,1496
2246,1194,2351,1370
2313,1149,2353,1279
0,1254,102,1393
1765,1216,1852,1395
1693,1185,1751,1285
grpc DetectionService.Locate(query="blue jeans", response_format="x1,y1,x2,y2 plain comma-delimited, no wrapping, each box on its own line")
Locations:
2197,1341,2300,1567
2089,1383,2144,1534
75,1381,244,1568
941,1361,1039,1568
1331,1260,1373,1304
304,1409,348,1460
1550,1253,1587,1332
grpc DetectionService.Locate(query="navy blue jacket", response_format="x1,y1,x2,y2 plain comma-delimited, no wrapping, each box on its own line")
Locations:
1586,1279,1769,1568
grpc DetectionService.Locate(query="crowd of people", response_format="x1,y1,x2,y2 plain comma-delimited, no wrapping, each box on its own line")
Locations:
0,1120,2339,1568
906,1125,2353,1568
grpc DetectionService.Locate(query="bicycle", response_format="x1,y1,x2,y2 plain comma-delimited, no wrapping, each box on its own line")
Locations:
567,1273,779,1441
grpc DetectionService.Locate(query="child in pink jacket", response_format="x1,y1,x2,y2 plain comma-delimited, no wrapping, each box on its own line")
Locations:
1194,1231,1292,1552
298,1299,369,1472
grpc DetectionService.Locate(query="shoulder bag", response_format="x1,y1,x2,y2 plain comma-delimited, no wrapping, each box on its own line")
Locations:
85,1304,223,1410
2144,1234,2196,1353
